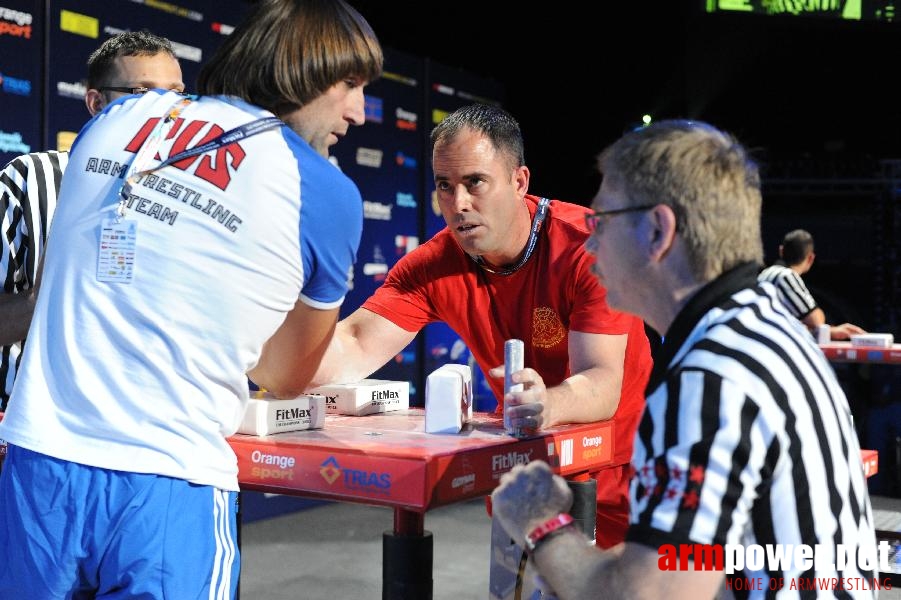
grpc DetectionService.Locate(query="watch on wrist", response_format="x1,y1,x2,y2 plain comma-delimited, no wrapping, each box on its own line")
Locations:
524,513,575,554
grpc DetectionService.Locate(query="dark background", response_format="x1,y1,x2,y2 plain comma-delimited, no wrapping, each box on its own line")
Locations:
351,2,901,201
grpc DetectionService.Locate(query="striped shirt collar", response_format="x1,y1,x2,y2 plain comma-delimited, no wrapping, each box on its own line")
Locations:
646,261,762,395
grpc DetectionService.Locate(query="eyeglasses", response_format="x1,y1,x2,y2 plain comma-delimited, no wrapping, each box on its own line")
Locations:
98,86,186,96
585,204,656,234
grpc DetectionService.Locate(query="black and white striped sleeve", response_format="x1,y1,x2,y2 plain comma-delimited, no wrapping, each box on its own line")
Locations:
0,150,66,409
0,150,66,292
759,266,817,319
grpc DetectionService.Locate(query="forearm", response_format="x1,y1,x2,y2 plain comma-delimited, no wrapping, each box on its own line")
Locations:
0,291,37,346
490,463,723,600
250,307,338,397
543,365,622,427
307,327,388,387
529,527,621,599
532,536,723,600
801,307,826,330
307,309,417,389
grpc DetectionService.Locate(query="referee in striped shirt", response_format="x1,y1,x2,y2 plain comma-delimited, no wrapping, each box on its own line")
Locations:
491,120,878,599
758,228,865,341
0,31,183,410
0,149,66,410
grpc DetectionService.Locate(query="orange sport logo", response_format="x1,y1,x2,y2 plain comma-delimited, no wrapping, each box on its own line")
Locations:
0,7,32,39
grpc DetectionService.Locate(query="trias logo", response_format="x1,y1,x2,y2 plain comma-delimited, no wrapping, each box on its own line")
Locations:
319,456,391,494
125,117,246,191
395,151,417,169
0,72,31,96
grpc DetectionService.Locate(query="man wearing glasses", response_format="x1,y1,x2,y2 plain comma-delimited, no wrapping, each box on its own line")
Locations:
310,103,653,549
490,120,877,599
0,30,183,411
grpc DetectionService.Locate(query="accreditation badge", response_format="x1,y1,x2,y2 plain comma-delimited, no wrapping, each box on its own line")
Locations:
97,218,137,283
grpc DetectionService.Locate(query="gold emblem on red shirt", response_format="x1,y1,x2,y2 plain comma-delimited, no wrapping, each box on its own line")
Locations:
532,306,565,348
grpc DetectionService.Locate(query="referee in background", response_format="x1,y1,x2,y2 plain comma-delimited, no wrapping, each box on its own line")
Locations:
758,228,865,341
489,120,878,599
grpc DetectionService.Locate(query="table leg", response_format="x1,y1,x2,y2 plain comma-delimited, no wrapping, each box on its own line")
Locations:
382,507,433,600
567,477,597,542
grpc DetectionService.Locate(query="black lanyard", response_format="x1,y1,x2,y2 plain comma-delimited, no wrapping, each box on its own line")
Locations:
470,197,550,276
149,116,283,172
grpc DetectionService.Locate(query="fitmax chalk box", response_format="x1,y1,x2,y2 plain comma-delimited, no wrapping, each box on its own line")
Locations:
306,379,410,416
238,393,325,435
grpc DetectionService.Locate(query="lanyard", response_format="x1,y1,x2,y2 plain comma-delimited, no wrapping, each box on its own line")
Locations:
470,197,550,276
116,95,283,221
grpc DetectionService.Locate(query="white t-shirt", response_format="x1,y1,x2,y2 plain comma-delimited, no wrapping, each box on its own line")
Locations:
0,91,362,490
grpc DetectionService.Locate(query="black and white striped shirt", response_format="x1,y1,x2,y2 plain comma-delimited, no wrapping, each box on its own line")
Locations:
627,263,876,598
0,150,67,410
758,262,818,319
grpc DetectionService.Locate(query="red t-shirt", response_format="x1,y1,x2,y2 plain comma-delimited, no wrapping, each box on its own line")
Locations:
363,195,652,467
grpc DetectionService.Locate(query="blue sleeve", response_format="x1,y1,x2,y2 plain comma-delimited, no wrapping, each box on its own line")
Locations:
296,155,363,308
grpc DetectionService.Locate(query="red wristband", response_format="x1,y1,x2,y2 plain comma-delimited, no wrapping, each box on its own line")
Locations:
524,513,575,554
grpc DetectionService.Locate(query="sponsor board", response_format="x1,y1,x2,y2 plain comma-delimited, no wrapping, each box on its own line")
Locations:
56,131,76,152
57,80,86,100
363,200,392,221
126,0,202,22
395,234,418,254
102,25,201,62
395,151,417,169
0,130,29,154
381,70,417,87
395,192,416,208
364,95,383,124
0,5,32,38
211,22,233,35
60,9,98,38
355,146,382,168
0,72,31,96
395,106,417,131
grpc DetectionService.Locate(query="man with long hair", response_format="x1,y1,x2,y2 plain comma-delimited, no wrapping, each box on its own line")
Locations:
0,1,382,597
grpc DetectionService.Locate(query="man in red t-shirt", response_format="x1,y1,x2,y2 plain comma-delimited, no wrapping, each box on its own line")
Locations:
311,104,652,548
